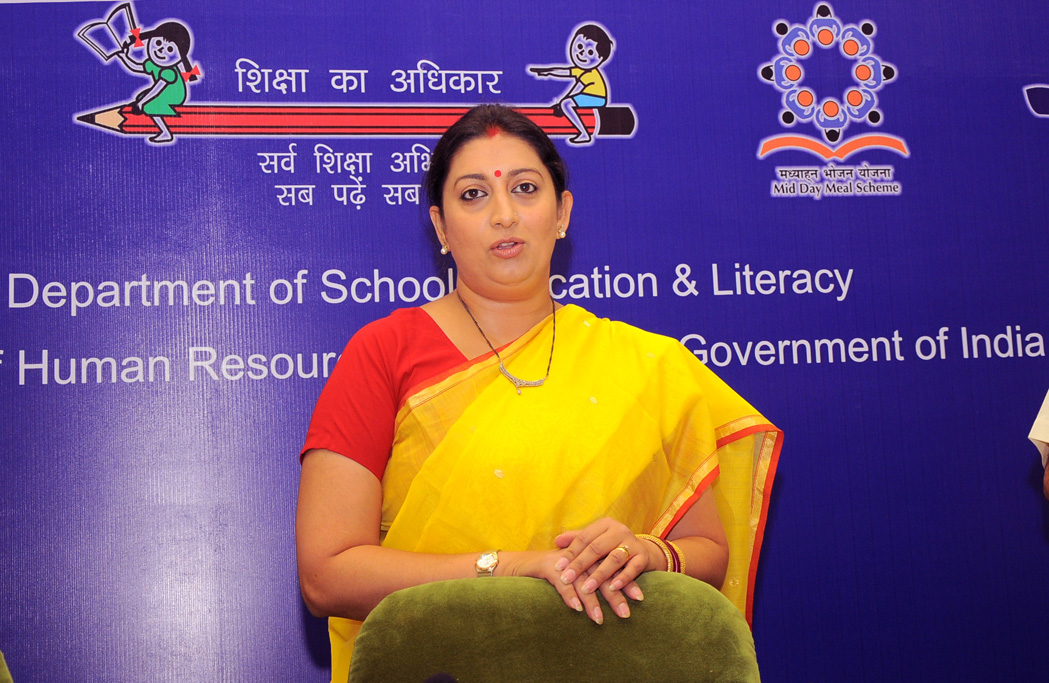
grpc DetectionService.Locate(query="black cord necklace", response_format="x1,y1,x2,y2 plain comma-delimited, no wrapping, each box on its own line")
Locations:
456,291,556,395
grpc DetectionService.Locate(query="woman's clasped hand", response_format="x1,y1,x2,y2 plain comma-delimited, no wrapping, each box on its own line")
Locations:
497,517,657,624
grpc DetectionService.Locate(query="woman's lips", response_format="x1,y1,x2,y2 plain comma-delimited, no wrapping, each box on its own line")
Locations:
491,239,524,258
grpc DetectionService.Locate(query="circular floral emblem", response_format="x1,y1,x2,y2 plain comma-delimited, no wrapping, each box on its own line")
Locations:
759,3,896,143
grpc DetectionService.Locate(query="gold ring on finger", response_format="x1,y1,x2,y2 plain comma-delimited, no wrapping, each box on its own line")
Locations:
616,544,631,560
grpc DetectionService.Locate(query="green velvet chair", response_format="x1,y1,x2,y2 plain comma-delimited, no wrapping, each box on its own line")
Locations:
348,572,760,682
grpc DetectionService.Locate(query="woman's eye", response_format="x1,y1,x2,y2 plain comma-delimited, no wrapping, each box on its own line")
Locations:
514,182,537,194
460,188,485,201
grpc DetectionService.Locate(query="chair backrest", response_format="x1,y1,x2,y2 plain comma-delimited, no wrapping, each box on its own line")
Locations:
348,572,760,682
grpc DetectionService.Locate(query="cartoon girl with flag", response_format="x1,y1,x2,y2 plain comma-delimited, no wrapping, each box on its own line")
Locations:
114,21,200,143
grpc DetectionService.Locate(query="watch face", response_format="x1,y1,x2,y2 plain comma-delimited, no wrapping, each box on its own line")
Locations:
477,551,498,572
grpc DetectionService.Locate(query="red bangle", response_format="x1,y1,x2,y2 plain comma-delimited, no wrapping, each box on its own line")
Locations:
667,539,686,574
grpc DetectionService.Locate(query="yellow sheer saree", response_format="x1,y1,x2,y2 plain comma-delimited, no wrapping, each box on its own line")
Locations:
328,305,781,682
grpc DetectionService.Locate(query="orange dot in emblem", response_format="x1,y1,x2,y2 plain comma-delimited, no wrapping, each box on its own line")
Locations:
818,29,834,45
823,100,840,117
797,90,814,107
785,64,802,81
847,90,863,107
793,39,810,56
856,64,873,81
843,39,859,56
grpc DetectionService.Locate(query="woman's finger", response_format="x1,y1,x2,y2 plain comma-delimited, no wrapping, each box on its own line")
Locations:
574,571,604,625
554,530,579,548
553,531,580,571
620,580,644,602
578,542,634,592
537,557,584,613
599,576,631,619
518,549,587,614
558,523,605,572
550,579,584,614
560,528,622,583
607,554,648,594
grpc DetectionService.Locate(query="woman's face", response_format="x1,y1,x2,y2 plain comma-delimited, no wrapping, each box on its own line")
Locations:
430,132,572,300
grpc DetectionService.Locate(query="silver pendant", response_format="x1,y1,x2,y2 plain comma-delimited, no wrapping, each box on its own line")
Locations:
499,363,545,395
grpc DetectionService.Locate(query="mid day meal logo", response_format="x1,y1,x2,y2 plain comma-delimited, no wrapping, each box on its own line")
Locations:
756,3,909,200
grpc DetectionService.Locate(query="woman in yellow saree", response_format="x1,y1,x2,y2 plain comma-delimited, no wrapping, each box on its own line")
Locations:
297,105,781,683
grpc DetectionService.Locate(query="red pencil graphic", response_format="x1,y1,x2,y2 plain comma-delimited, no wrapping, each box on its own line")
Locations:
75,103,637,138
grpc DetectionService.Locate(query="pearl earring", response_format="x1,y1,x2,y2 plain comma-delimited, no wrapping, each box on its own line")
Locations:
557,226,566,239
440,245,449,255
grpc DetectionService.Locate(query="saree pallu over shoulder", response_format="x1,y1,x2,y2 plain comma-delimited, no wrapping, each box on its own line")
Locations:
327,305,781,680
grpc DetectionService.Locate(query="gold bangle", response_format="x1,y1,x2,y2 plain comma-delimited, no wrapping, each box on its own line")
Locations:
667,539,686,574
636,533,673,572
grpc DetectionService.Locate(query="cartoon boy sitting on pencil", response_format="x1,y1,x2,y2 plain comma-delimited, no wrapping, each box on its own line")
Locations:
529,23,615,145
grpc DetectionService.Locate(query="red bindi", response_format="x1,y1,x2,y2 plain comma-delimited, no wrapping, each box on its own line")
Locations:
494,170,502,177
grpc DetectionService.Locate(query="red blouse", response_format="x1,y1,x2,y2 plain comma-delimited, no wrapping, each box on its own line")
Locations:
301,308,468,480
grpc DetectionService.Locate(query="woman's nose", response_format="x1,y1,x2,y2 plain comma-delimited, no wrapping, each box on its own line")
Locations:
489,190,517,228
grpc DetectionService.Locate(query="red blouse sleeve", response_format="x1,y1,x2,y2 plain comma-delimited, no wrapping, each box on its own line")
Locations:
300,308,465,480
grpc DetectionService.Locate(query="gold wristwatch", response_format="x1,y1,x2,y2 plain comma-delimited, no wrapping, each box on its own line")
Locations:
475,550,499,577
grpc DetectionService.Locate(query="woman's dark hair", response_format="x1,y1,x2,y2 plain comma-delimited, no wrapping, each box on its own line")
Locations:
425,104,569,212
140,21,198,81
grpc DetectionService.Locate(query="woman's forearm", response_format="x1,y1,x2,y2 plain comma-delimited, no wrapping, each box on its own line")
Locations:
296,450,566,621
298,545,482,620
299,545,555,621
637,533,728,588
671,535,730,589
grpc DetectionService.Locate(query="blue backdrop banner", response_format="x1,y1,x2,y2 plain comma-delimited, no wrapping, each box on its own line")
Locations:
1,1,1048,680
